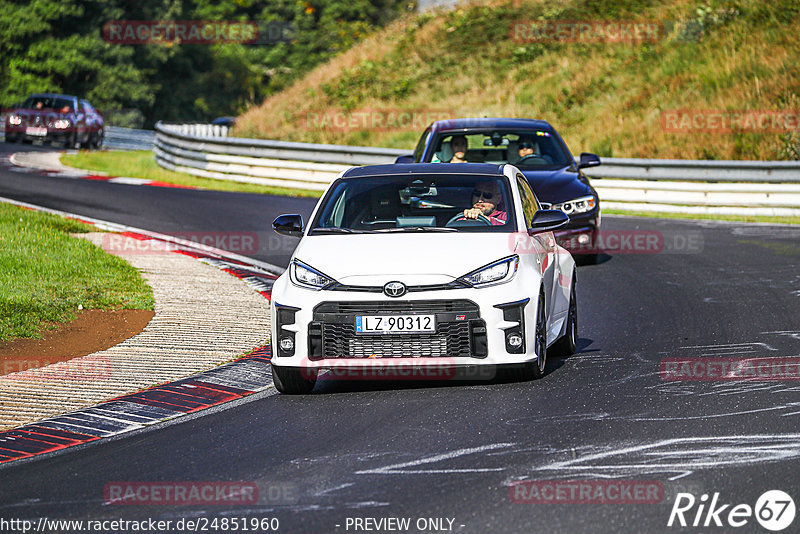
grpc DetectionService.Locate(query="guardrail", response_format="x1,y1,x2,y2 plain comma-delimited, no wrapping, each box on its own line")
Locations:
105,126,156,151
153,122,800,215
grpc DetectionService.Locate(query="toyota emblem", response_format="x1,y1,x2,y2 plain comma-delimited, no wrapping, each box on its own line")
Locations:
383,281,407,298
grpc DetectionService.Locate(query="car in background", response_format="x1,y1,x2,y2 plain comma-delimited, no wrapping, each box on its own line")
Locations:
4,93,104,149
269,163,578,394
398,118,602,262
211,116,236,128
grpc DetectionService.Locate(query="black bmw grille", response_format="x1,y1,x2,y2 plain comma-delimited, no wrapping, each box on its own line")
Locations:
309,300,486,359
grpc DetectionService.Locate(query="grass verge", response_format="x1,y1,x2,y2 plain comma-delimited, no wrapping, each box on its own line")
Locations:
605,208,800,225
0,203,155,341
61,150,323,198
235,0,800,161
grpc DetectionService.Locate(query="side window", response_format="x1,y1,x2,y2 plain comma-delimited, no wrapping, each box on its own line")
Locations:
413,127,431,162
516,174,539,226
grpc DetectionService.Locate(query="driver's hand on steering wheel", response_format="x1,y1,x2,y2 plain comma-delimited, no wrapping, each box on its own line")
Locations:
463,208,484,219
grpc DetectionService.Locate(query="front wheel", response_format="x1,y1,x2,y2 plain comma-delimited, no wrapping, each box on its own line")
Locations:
92,129,104,149
67,132,79,149
530,290,548,379
271,364,317,394
551,272,577,356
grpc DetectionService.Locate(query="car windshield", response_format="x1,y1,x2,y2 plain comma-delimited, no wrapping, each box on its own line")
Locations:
310,174,516,234
428,130,571,168
21,97,73,111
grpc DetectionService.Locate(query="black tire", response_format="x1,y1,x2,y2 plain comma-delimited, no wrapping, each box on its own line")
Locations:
271,363,317,394
4,134,16,143
93,129,104,149
551,272,578,356
501,290,547,381
68,132,79,149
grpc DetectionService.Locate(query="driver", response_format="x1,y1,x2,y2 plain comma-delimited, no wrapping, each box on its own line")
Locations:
517,137,539,161
462,181,507,225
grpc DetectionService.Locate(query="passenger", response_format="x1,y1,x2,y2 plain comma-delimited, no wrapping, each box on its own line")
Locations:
448,135,469,163
462,181,507,225
433,135,469,163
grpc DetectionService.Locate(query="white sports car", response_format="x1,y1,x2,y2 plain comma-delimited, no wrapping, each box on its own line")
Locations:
269,163,578,393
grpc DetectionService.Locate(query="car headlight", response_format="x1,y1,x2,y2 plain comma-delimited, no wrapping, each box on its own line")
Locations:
9,115,22,125
289,259,336,290
459,255,518,288
553,195,596,215
53,119,71,129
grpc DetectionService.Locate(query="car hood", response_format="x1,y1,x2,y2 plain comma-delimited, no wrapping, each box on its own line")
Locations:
293,233,518,285
520,167,593,204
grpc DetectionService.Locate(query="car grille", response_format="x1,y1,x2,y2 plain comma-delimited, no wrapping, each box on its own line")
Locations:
309,300,486,359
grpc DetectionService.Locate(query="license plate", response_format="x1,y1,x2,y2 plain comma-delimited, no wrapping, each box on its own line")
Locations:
355,314,436,334
26,127,47,136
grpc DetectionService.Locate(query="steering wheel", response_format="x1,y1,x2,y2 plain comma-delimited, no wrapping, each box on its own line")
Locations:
516,154,549,165
446,212,492,227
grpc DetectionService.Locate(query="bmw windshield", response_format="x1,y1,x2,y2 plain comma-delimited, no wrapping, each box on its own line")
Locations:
428,130,572,169
21,96,74,110
309,174,516,234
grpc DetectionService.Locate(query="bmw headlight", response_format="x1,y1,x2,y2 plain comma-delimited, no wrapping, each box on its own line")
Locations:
290,259,336,290
553,195,596,215
53,119,71,129
9,115,22,125
459,256,518,288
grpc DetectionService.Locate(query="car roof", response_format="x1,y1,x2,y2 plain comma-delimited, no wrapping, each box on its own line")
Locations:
342,163,506,178
429,117,553,133
28,93,78,100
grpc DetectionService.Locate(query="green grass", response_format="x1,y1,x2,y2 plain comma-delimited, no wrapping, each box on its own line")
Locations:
605,208,800,225
0,203,155,341
235,0,800,161
61,150,323,198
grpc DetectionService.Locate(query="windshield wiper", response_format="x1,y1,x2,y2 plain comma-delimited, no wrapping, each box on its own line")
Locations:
373,227,457,233
311,227,365,234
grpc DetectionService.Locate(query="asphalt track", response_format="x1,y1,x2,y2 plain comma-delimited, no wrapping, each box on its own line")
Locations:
1,144,800,533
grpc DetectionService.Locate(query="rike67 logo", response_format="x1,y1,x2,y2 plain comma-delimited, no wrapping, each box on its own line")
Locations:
668,490,795,531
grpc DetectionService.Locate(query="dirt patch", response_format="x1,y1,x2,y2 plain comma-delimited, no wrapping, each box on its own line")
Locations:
0,309,154,376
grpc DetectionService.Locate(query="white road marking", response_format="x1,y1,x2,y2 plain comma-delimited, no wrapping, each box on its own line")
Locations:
528,434,800,479
355,443,515,475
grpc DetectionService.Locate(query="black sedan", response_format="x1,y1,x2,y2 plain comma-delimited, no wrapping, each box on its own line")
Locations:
398,118,602,262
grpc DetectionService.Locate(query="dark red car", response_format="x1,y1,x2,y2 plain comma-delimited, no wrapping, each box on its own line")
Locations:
4,93,104,149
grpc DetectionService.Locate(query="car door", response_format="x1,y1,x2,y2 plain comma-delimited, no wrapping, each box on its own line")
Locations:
516,173,558,323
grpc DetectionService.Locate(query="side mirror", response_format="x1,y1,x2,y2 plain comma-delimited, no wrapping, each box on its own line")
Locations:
578,152,601,169
395,154,415,164
273,214,304,237
528,210,569,235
